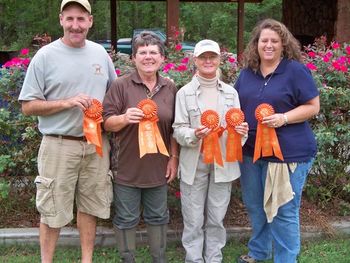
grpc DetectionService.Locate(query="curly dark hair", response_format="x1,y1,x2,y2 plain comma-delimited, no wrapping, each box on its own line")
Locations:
243,18,302,72
131,31,165,58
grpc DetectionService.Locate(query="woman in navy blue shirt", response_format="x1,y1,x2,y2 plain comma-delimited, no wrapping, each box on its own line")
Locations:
235,19,319,263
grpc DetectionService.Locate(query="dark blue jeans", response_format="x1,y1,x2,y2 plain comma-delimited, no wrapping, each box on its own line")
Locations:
239,156,313,263
112,183,169,229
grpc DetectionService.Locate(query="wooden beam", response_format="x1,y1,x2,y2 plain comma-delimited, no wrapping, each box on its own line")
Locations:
237,0,244,57
166,0,179,45
110,0,117,50
115,0,262,2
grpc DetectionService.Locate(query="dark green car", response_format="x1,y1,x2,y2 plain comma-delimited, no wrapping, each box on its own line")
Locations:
97,28,195,55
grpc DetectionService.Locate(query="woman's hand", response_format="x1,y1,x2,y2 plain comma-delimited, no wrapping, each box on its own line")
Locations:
166,156,178,183
194,126,212,139
123,107,144,124
262,113,285,128
235,122,249,136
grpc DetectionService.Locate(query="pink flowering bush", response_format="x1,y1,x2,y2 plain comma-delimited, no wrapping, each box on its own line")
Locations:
303,36,349,89
0,48,40,179
1,36,349,217
303,37,350,213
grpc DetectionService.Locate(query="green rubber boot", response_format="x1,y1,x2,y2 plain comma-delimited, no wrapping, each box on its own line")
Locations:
113,226,136,263
146,224,168,263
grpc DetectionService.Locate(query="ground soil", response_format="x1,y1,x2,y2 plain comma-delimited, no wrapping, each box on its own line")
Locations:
0,180,343,237
0,178,348,237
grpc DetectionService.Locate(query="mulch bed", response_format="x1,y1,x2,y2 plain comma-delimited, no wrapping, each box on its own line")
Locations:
0,180,341,236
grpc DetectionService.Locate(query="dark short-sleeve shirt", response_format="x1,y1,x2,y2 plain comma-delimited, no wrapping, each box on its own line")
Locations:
103,70,177,187
234,58,319,162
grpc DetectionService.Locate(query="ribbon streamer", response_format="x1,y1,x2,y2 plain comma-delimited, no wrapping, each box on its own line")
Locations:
253,103,284,163
200,110,223,167
83,99,103,157
225,108,245,162
137,99,169,158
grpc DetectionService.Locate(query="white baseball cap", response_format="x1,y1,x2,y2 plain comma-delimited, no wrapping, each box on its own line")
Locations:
61,0,91,14
194,39,220,57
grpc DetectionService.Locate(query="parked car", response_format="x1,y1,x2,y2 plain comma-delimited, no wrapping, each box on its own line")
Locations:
97,28,195,55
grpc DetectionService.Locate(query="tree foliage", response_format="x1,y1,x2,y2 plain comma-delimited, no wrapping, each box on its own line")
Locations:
0,0,282,51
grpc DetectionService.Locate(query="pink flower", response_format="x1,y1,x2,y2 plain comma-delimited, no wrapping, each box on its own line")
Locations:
332,61,342,71
325,51,333,58
3,61,14,68
22,58,31,66
115,69,121,75
331,42,340,49
306,62,317,71
174,31,180,38
307,51,316,58
175,64,187,71
162,63,175,73
20,48,29,56
339,65,348,72
337,56,347,64
181,57,189,64
323,56,330,63
228,56,236,63
346,46,350,55
175,191,181,199
175,44,182,51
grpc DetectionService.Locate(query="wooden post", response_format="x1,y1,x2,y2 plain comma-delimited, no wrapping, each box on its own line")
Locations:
237,0,244,59
166,0,179,45
110,0,117,51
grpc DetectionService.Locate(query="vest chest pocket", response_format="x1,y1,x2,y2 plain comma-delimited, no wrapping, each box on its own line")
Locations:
187,104,201,127
224,93,235,109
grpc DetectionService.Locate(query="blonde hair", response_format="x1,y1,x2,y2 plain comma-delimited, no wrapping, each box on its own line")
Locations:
243,18,302,72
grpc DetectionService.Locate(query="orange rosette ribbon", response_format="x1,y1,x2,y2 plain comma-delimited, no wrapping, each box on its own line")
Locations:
137,99,169,158
253,103,284,163
225,108,245,162
83,99,103,157
200,110,224,167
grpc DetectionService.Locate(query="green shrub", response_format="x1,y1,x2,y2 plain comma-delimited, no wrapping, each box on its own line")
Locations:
304,37,350,209
0,36,349,218
0,49,40,178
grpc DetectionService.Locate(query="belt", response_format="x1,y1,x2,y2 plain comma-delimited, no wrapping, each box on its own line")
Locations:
46,134,87,141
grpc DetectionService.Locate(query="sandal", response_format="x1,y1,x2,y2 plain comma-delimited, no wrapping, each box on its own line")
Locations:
237,255,257,263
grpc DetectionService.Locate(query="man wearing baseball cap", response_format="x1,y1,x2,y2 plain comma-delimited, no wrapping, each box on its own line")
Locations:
173,39,248,262
19,0,117,262
61,0,91,14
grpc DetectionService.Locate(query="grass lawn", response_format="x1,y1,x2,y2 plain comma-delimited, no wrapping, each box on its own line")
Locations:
0,237,349,262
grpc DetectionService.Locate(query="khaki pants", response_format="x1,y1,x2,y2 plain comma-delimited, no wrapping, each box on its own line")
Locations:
35,135,113,228
180,159,232,263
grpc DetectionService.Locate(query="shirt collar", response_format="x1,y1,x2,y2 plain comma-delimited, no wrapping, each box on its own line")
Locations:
192,75,224,91
130,70,168,87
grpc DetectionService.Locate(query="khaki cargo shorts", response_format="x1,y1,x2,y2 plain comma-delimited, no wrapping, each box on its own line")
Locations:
35,135,113,228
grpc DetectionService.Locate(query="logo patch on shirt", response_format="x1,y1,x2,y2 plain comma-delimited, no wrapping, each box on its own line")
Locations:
92,64,103,75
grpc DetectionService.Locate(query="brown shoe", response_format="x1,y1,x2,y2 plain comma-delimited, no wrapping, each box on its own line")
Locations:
237,255,257,263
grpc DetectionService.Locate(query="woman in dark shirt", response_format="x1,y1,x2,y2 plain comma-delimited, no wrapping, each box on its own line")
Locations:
235,18,319,263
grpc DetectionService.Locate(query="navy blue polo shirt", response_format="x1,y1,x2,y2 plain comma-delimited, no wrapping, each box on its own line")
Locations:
234,58,319,162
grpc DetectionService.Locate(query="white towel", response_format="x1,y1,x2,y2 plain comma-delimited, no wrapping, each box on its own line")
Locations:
264,162,297,223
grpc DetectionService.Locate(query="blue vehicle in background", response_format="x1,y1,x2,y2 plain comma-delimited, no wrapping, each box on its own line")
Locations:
97,28,195,55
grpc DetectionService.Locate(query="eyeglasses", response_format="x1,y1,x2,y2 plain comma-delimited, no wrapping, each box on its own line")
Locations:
197,54,219,61
137,51,161,57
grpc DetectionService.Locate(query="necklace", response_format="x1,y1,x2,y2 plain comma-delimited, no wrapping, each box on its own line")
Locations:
264,71,274,86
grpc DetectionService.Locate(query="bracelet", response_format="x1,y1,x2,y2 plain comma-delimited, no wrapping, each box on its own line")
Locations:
170,154,179,159
283,113,288,126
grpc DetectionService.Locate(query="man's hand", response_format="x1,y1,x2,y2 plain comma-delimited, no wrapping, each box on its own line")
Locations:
65,93,93,111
